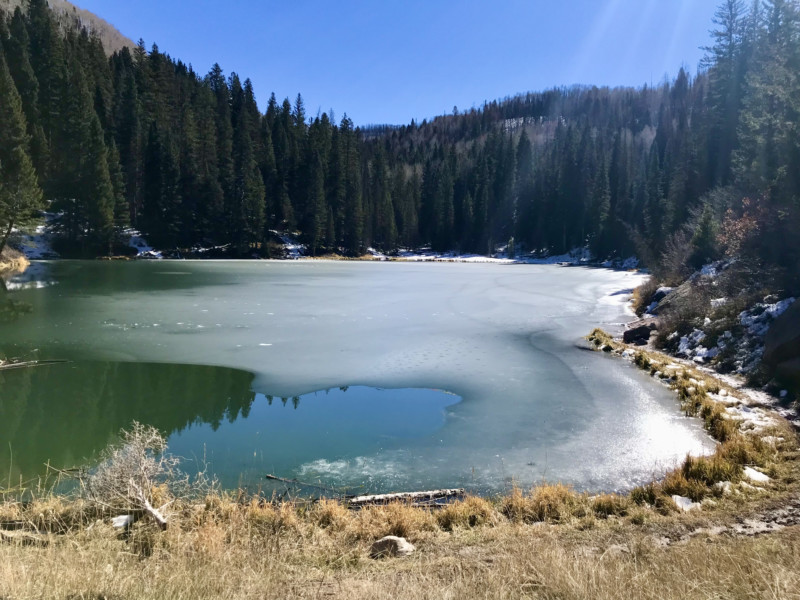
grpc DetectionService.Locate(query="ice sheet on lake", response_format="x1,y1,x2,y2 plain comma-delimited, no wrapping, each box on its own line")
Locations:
2,261,714,492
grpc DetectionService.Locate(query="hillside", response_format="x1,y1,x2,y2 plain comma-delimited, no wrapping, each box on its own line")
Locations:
0,0,133,54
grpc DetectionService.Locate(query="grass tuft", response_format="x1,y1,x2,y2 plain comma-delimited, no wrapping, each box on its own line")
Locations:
436,495,498,530
500,484,583,524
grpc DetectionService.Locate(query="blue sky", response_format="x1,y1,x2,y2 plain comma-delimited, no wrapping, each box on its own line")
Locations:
77,0,720,126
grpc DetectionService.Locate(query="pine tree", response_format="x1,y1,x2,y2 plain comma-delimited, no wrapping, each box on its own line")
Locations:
0,51,43,254
340,115,363,255
5,8,48,177
107,140,129,230
704,0,748,185
735,0,800,203
82,114,115,252
231,79,265,255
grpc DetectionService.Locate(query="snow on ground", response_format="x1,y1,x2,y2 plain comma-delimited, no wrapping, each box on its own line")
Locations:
13,213,59,260
126,228,162,258
650,261,796,379
395,249,517,263
394,246,640,267
670,295,797,374
270,231,306,259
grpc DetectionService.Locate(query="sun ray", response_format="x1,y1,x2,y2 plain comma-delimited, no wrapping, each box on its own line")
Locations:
567,0,625,85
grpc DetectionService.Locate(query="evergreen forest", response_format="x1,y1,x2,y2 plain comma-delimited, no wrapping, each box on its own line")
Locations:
0,0,799,291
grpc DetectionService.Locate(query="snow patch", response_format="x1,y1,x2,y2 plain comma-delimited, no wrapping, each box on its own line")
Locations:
743,467,771,484
270,231,306,259
672,495,701,512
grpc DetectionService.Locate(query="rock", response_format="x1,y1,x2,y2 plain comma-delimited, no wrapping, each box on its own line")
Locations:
653,287,674,302
763,300,800,390
370,536,416,559
623,325,653,345
775,357,800,392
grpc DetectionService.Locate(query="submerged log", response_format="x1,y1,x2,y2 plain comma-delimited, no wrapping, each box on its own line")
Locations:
348,488,465,508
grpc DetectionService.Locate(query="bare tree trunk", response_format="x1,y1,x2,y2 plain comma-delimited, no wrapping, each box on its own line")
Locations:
0,219,15,256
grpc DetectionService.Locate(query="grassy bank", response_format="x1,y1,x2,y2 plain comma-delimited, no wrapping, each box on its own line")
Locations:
2,484,800,599
1,333,798,599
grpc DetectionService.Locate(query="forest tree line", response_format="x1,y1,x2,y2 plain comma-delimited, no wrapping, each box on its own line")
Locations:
0,0,798,289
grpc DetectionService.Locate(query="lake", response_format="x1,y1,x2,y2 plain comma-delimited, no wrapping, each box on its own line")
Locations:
0,260,714,494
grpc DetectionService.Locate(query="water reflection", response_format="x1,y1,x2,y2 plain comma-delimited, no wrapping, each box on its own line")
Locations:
0,361,255,484
0,277,33,323
0,361,460,490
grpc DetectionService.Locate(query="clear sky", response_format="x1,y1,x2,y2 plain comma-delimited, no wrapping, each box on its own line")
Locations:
75,0,720,126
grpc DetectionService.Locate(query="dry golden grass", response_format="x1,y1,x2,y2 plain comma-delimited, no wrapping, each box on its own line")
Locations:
631,277,660,316
2,493,800,599
0,247,29,275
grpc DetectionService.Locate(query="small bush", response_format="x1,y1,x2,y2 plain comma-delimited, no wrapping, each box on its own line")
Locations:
630,482,658,506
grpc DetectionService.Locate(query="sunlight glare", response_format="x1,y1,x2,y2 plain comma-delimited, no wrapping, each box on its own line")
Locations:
568,0,624,85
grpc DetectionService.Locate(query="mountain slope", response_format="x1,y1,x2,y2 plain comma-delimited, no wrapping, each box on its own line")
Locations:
0,0,134,54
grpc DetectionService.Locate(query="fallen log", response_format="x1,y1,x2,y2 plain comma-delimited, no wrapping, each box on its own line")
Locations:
347,488,465,508
0,359,68,371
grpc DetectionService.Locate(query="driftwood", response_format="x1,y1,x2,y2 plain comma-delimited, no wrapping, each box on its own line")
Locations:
348,489,465,508
0,359,68,371
265,474,465,508
130,479,169,530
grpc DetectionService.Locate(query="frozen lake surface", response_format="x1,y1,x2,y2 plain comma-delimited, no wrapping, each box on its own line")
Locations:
0,261,714,493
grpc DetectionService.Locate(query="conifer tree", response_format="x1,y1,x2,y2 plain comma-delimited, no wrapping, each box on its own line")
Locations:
0,51,42,254
83,115,115,252
107,140,129,230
